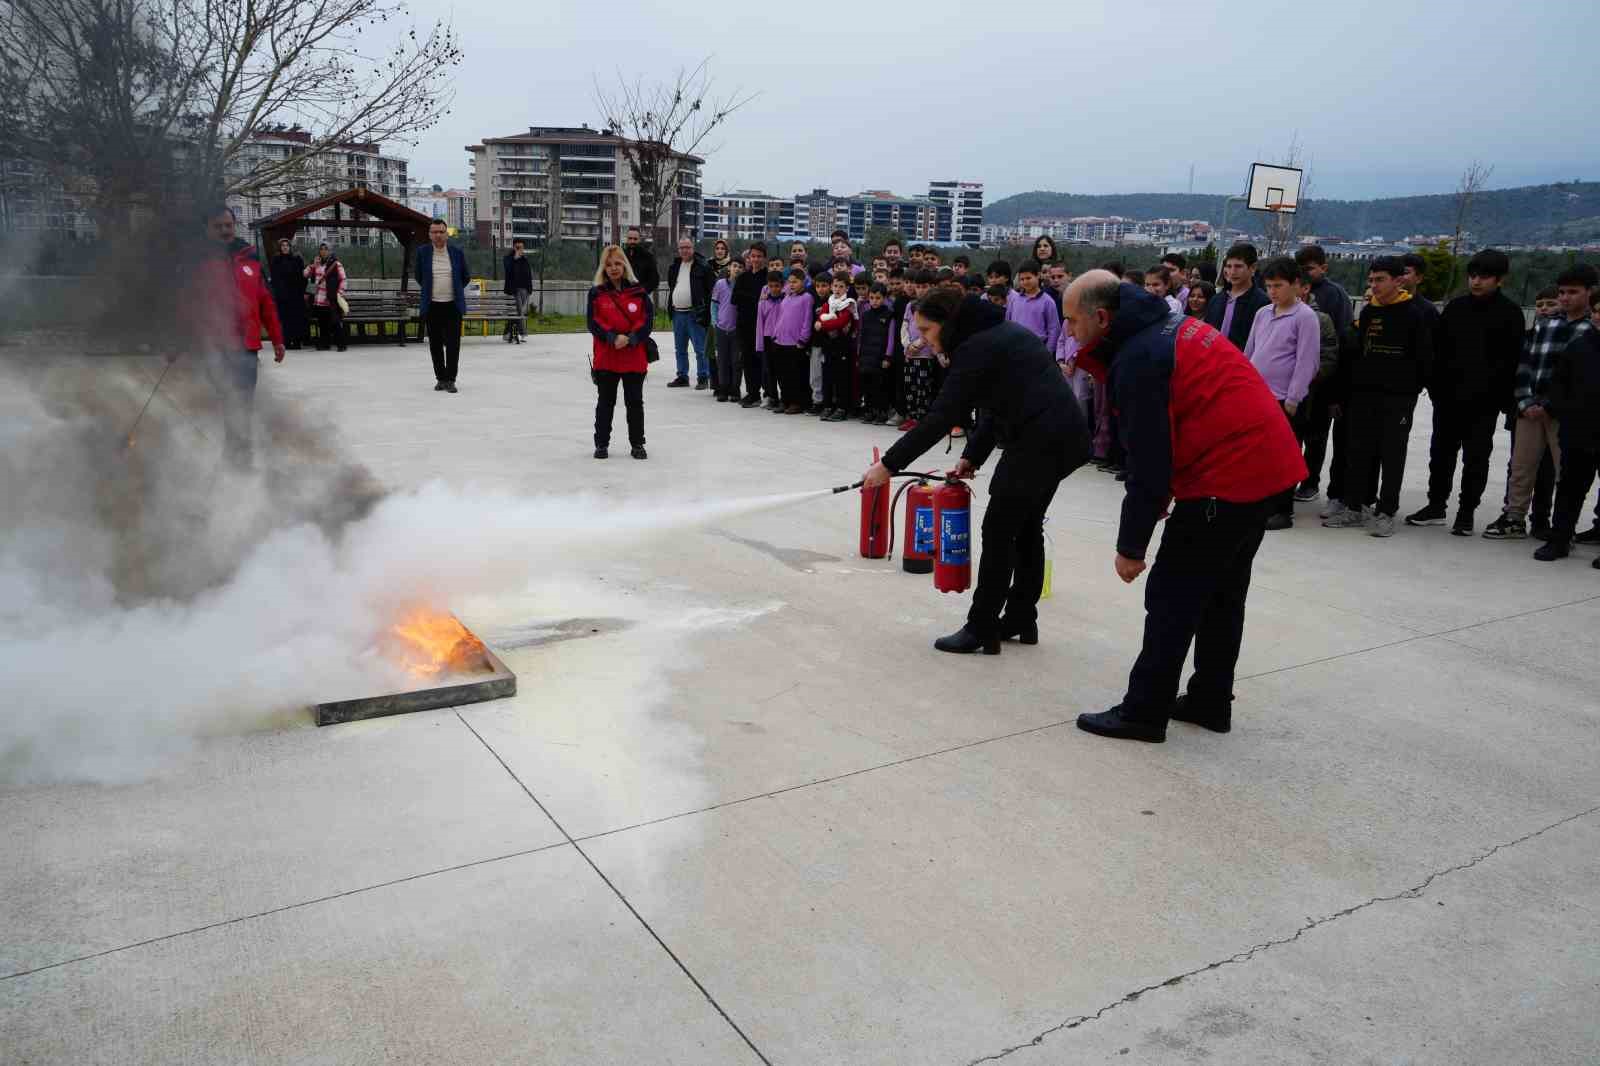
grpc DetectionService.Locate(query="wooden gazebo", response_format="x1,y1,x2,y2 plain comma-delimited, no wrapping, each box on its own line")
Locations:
254,187,434,292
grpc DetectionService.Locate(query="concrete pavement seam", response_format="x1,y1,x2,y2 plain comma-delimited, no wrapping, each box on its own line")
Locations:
455,712,775,1066
961,801,1600,1065
0,839,573,984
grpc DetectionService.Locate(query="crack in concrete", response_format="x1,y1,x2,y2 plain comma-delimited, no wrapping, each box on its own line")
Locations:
963,802,1600,1065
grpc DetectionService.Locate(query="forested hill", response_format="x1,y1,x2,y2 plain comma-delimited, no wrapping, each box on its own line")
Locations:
983,183,1600,245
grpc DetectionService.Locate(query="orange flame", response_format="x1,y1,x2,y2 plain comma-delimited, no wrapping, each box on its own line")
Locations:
388,608,489,680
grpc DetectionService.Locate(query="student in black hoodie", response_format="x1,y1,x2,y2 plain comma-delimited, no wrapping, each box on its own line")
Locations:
730,242,769,407
1405,249,1526,535
856,282,896,423
1535,326,1600,563
1203,243,1270,351
1323,257,1434,538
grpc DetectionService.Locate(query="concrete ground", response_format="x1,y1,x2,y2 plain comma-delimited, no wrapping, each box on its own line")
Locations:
4,333,1598,1065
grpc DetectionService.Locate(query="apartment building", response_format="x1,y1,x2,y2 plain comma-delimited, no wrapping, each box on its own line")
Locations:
927,181,983,243
466,125,702,248
701,190,797,243
228,127,409,246
0,158,96,240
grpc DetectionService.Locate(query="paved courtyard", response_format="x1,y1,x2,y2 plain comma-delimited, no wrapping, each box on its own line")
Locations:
4,332,1598,1065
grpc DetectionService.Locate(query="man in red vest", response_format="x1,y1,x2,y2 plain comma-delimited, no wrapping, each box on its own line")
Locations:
1064,270,1306,742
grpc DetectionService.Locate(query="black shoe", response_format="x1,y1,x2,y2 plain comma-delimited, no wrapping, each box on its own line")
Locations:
1592,557,1600,570
1533,540,1570,561
667,377,690,388
1574,526,1600,546
1404,503,1447,527
1076,707,1166,743
1169,693,1232,733
1531,522,1552,542
1264,512,1293,531
1482,514,1526,540
933,627,1000,655
716,394,730,403
997,619,1039,645
1450,511,1474,537
445,382,457,393
695,378,710,391
594,447,608,459
631,446,648,460
740,397,759,408
434,381,446,391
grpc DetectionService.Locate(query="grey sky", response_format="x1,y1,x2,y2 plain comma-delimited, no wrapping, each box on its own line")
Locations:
399,0,1595,204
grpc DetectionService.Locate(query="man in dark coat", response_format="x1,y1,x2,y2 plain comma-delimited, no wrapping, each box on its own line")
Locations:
623,225,660,296
502,239,535,345
268,238,308,350
1065,271,1306,743
664,236,716,388
861,289,1090,654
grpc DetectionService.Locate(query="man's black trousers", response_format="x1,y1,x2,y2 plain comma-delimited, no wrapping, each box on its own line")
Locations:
1551,431,1599,542
593,370,644,449
966,458,1063,640
1342,393,1416,517
1426,401,1498,515
427,304,462,383
1121,497,1269,720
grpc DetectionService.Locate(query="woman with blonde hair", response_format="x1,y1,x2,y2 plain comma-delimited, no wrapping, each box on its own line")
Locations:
585,244,655,459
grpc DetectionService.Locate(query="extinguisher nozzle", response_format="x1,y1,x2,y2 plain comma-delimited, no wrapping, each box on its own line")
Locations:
832,480,865,494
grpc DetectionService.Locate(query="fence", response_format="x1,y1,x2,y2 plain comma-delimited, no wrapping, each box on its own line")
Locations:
340,277,668,317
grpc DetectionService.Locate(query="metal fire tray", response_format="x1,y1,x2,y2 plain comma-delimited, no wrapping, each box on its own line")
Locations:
312,640,517,727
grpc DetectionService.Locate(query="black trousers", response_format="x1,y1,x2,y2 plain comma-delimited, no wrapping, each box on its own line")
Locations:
860,368,892,412
313,305,345,350
1426,401,1498,514
1122,497,1269,719
1343,393,1416,517
770,343,807,407
1301,379,1335,490
737,320,762,401
427,304,462,382
1551,432,1599,541
966,457,1063,639
1269,401,1305,517
593,370,644,448
822,343,851,410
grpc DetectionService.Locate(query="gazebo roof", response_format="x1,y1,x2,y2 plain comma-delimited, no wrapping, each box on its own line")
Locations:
255,186,434,231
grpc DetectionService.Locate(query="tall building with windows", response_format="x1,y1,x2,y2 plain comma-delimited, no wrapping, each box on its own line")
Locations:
0,158,96,241
465,125,702,249
228,127,410,247
700,190,796,243
927,181,983,244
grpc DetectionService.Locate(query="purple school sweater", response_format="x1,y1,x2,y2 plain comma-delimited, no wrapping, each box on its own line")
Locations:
1006,289,1060,352
772,291,814,347
713,278,737,331
755,291,783,351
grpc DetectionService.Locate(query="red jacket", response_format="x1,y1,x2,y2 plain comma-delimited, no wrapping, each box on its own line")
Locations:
1079,284,1306,559
199,241,284,352
587,283,654,374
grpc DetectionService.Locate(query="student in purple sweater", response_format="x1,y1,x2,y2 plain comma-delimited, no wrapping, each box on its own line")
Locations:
753,270,785,409
1244,257,1323,529
1006,259,1061,352
770,269,815,413
711,258,742,402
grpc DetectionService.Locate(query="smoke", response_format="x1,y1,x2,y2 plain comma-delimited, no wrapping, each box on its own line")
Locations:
0,345,827,785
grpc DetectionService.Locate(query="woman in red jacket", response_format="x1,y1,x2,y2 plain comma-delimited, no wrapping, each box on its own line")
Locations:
586,245,654,459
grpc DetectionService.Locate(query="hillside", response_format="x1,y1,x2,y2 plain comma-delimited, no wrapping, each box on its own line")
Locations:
983,182,1600,245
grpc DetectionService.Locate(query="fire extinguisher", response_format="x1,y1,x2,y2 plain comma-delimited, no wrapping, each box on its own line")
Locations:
931,476,972,594
859,447,892,559
901,480,935,574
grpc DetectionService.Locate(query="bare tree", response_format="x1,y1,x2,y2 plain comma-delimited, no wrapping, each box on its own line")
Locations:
593,59,756,244
1451,161,1494,258
0,0,459,235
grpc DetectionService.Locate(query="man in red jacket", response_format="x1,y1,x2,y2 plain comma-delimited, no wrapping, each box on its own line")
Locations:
191,205,285,468
1064,270,1306,742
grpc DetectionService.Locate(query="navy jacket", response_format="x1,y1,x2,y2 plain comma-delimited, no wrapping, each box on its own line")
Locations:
1203,285,1270,350
416,243,468,314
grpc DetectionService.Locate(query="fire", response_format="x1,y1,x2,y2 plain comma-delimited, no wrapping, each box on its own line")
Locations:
388,608,490,680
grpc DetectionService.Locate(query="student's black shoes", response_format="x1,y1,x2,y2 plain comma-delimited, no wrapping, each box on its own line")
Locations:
1450,511,1475,537
1482,514,1526,539
594,447,608,459
667,377,689,388
631,446,648,460
444,382,457,393
1404,503,1447,527
434,381,446,391
1264,512,1293,531
1533,540,1570,561
997,619,1039,645
1574,525,1600,546
1169,694,1232,733
933,627,1000,655
1076,707,1166,743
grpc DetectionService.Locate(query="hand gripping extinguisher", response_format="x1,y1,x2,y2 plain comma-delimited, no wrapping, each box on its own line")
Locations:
859,447,892,558
931,475,972,594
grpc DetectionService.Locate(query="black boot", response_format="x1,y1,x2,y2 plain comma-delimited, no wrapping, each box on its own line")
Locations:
997,618,1039,645
933,627,1000,655
1076,706,1166,743
1169,693,1232,733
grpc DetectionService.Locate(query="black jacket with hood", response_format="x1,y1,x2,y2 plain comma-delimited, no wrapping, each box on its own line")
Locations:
1431,289,1526,414
1548,328,1600,448
1203,284,1270,350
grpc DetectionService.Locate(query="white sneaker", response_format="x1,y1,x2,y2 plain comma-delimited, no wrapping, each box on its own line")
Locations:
1321,498,1347,520
1323,506,1367,529
1369,513,1396,538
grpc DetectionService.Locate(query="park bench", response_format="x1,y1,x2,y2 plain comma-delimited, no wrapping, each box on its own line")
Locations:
460,290,525,338
337,290,418,345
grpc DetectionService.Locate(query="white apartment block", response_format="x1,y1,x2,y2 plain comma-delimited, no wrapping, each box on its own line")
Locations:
701,190,797,243
229,128,409,247
466,125,702,248
928,180,983,244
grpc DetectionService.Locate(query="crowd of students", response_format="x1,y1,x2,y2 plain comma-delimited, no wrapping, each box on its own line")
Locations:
671,229,1600,569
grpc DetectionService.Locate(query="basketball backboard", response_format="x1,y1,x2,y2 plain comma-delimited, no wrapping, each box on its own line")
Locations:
1246,163,1302,214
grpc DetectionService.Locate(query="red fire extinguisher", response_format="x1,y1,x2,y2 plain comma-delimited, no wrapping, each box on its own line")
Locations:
902,480,935,574
931,476,972,594
860,447,892,559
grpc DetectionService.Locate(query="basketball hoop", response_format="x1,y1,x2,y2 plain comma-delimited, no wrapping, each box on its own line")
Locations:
1246,163,1302,215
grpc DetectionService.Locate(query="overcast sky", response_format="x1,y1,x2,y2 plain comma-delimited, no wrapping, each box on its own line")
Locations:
398,0,1594,205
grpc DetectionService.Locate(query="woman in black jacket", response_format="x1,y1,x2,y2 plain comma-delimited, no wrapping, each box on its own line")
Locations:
861,288,1091,654
269,239,309,350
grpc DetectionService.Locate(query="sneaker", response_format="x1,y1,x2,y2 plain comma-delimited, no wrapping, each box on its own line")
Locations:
1482,514,1526,540
716,394,729,403
765,399,783,411
1450,512,1475,537
1404,503,1447,527
667,377,690,388
1264,512,1293,531
1574,525,1600,546
886,411,904,425
444,382,458,394
695,378,709,391
631,446,648,460
1293,483,1320,503
739,397,759,408
1320,497,1346,520
1323,506,1367,529
859,410,876,423
1533,540,1570,561
593,447,608,459
784,404,804,415
877,413,894,425
1369,512,1396,538
434,381,446,391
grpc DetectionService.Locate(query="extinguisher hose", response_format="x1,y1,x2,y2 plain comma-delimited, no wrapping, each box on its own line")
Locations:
829,470,941,494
